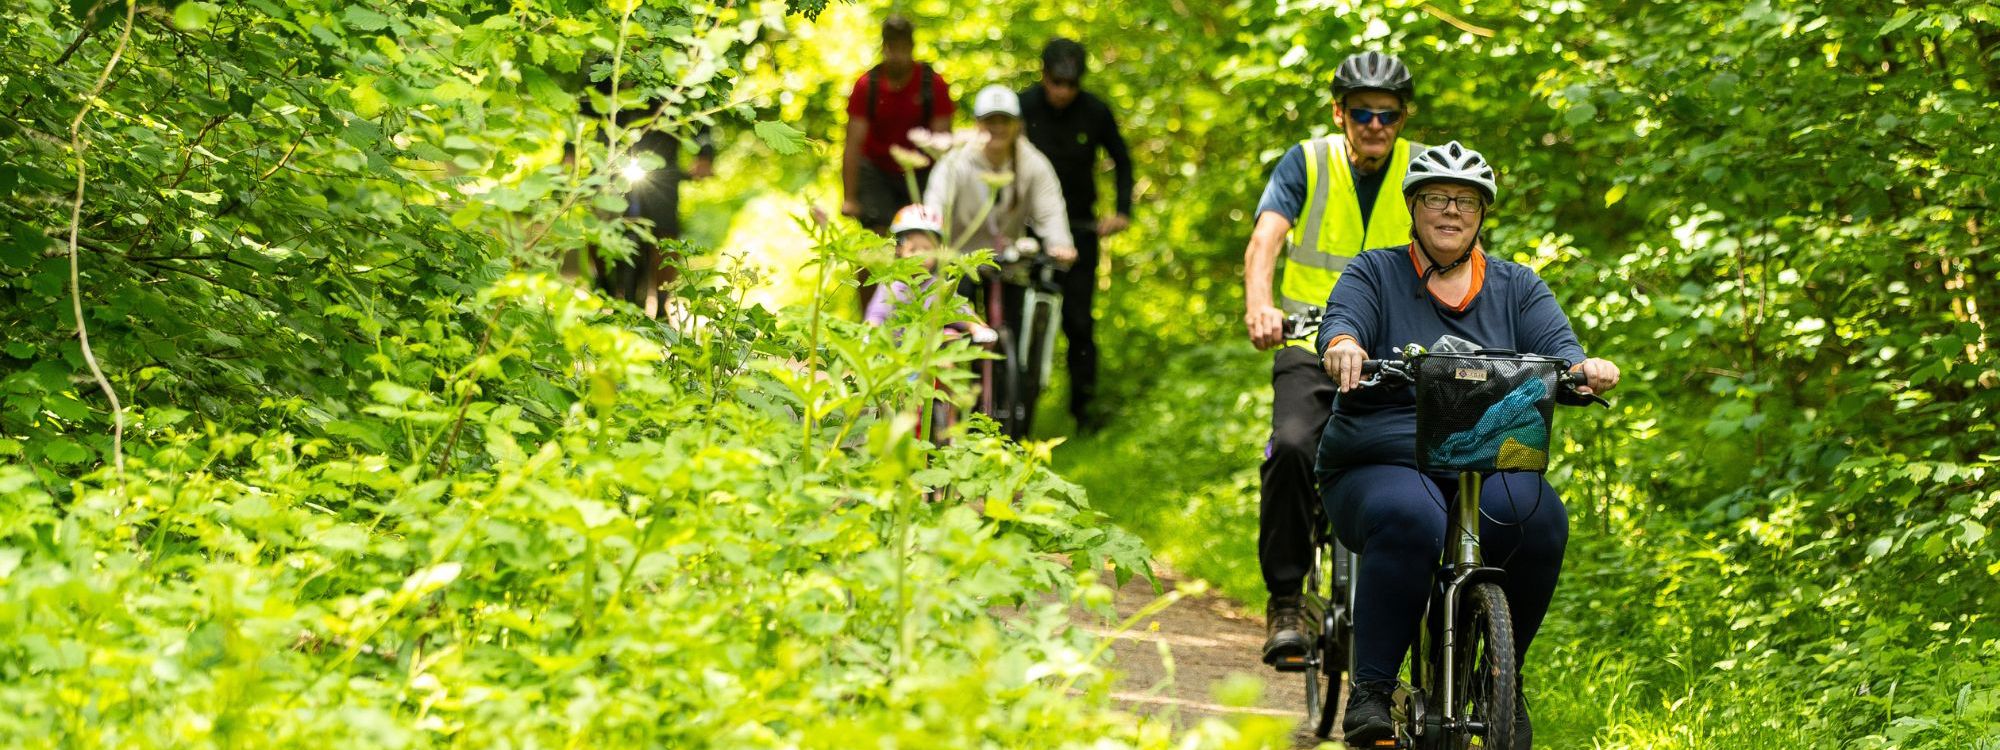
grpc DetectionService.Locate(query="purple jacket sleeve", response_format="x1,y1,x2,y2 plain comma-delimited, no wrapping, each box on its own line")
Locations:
863,284,897,325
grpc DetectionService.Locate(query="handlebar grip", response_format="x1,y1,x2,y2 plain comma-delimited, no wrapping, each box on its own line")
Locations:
1360,360,1385,378
1556,369,1612,408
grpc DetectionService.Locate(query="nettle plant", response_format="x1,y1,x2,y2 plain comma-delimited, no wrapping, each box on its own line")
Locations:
0,1,1256,748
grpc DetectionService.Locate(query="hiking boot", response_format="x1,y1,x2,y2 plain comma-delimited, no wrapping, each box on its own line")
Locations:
1260,595,1309,665
1342,680,1396,745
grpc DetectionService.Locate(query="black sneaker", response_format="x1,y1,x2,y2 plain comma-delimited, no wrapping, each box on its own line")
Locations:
1260,595,1309,665
1342,680,1396,745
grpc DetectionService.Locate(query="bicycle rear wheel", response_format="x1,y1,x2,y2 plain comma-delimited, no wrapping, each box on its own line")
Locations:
1316,539,1357,738
1449,582,1516,749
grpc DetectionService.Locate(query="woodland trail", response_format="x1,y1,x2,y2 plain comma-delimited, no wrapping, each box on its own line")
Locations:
1074,564,1345,749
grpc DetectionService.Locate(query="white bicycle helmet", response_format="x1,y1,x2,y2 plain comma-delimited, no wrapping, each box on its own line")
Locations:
1402,140,1497,205
889,204,944,239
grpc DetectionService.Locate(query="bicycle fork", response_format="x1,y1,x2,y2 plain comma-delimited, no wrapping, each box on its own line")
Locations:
1018,281,1060,391
1440,476,1488,728
1438,471,1485,727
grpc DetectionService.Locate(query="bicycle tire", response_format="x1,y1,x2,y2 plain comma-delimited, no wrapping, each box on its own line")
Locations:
1299,545,1329,736
1013,299,1057,439
1314,541,1355,739
1301,600,1327,736
1449,582,1517,749
990,327,1023,438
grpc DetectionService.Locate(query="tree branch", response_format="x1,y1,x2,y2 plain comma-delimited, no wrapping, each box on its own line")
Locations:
66,0,138,478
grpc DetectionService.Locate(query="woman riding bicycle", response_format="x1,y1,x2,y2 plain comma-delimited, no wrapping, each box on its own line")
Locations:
1313,141,1621,747
923,85,1077,264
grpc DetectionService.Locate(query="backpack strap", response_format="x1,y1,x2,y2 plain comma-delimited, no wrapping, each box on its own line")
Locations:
866,63,881,123
918,63,934,125
867,63,935,125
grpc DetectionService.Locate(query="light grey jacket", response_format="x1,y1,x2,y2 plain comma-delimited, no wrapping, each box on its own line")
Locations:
923,137,1074,253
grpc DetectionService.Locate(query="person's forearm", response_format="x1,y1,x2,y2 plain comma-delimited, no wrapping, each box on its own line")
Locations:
1244,233,1282,310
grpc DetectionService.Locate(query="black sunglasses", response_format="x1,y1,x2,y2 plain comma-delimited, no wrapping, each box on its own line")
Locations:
1347,107,1404,127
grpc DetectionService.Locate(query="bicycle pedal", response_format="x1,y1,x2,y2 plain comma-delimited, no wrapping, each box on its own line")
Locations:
1269,654,1312,672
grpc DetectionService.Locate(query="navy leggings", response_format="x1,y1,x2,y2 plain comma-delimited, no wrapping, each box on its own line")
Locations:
1322,465,1569,685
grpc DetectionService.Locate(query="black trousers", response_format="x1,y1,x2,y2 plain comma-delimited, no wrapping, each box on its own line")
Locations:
1260,345,1339,597
1058,227,1101,422
596,132,684,306
855,160,922,232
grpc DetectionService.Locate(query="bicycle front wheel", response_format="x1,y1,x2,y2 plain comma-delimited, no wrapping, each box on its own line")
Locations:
1450,582,1517,749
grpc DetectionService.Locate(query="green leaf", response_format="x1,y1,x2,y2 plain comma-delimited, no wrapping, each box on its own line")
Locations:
1604,183,1628,207
323,419,389,451
1878,11,1918,37
1563,101,1597,126
369,381,422,406
1865,535,1894,560
1960,520,1987,547
342,6,391,32
172,2,215,30
753,120,808,155
43,395,90,422
41,438,91,465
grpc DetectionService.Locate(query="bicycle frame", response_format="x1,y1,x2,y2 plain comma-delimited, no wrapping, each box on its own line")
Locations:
1414,470,1508,735
975,255,1063,438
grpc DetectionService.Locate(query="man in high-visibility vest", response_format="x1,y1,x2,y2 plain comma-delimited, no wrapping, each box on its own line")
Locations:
1242,51,1420,664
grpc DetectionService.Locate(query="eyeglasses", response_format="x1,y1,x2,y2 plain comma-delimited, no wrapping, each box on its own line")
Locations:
1347,107,1404,127
1415,193,1484,213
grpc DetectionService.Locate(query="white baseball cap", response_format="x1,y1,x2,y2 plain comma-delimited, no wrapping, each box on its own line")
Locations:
973,85,1021,119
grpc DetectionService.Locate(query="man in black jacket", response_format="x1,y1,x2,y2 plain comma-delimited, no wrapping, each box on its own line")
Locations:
1019,38,1134,433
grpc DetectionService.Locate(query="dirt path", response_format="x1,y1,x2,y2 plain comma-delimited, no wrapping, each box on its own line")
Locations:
1073,563,1346,748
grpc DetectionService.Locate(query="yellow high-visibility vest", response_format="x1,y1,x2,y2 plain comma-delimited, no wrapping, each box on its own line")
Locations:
1279,136,1416,314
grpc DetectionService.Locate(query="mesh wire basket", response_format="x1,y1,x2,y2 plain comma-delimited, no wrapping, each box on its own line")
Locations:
1412,352,1566,473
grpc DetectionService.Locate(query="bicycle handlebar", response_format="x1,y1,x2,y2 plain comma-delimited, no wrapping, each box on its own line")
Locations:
1355,355,1610,408
1282,307,1323,342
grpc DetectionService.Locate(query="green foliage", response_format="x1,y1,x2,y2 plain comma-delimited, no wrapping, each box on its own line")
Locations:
775,0,1999,746
8,0,2000,745
0,2,1287,748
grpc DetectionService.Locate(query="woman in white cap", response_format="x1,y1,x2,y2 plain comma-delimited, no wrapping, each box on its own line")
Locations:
923,85,1077,264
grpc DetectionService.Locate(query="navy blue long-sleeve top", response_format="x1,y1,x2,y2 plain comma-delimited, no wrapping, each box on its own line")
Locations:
1314,245,1588,475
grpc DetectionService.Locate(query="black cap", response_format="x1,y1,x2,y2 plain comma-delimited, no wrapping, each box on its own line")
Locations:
1042,37,1086,81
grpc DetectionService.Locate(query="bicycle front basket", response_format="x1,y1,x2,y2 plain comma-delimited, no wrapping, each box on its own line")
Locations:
1411,352,1566,473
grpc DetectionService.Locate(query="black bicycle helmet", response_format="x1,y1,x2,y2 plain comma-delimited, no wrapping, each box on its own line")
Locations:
1332,51,1414,102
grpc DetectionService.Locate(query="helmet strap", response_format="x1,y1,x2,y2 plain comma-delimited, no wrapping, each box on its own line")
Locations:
1409,206,1478,297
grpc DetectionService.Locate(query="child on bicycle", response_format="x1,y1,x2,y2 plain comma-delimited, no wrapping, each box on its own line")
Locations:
864,205,994,343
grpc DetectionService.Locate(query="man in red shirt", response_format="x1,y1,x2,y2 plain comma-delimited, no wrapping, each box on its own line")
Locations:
840,14,955,232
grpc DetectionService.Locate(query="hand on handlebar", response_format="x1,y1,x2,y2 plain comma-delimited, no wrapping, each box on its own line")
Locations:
1569,357,1621,395
1245,305,1285,350
943,323,1000,345
1323,338,1368,392
1046,244,1078,265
